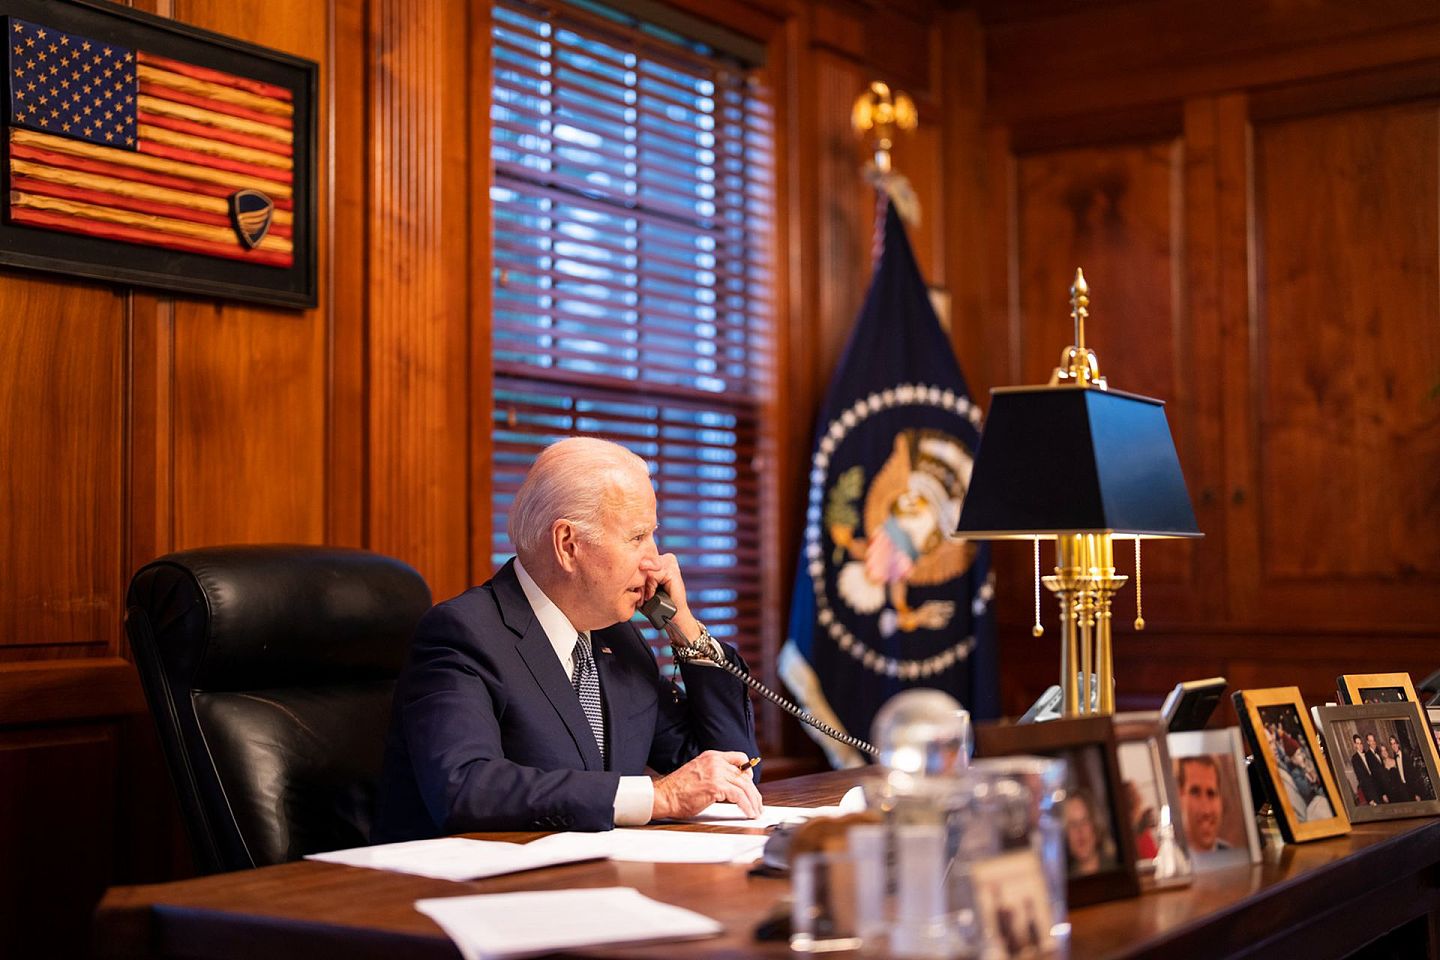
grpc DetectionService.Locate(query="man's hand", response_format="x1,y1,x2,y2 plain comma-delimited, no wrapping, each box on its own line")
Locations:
651,750,762,820
644,552,701,642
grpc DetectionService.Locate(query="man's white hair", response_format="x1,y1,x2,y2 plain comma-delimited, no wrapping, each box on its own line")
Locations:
508,437,650,555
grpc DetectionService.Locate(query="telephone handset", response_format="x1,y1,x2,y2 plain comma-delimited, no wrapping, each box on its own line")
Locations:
640,587,880,760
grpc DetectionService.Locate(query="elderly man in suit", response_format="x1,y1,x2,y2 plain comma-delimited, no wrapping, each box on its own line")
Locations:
374,437,762,840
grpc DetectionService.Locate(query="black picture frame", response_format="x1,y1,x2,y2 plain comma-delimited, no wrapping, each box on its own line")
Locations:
1315,701,1440,823
0,0,316,307
1233,687,1350,843
974,716,1140,907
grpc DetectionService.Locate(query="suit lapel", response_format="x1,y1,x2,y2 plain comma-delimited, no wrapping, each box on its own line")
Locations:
494,562,605,772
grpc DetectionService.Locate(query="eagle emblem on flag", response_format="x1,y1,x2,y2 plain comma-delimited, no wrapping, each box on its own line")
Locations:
829,429,977,637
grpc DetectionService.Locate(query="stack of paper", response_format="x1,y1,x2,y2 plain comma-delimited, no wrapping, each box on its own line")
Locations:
678,802,845,828
596,828,767,863
306,835,609,882
307,826,766,881
415,887,723,960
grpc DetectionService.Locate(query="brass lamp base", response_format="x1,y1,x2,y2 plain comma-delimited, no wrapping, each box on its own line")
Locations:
1043,533,1126,717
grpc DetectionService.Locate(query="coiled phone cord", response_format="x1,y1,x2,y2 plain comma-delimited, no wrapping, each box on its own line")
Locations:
675,642,880,760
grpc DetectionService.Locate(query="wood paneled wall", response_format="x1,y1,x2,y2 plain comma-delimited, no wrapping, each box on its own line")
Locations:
0,0,1435,952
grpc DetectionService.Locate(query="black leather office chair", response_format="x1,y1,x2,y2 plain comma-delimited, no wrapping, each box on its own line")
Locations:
125,545,431,874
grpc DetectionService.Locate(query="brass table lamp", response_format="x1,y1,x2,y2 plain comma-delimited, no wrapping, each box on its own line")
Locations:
953,270,1201,716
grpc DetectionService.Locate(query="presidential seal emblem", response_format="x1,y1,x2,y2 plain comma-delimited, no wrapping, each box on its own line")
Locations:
797,383,993,682
828,430,977,638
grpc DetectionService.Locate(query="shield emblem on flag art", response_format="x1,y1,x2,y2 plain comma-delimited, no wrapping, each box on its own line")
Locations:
229,189,274,249
806,386,988,683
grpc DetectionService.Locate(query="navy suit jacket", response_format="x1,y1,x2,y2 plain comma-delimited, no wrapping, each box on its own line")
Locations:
1351,751,1379,804
373,560,758,840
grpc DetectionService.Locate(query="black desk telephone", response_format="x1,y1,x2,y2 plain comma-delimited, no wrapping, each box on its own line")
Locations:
640,588,879,760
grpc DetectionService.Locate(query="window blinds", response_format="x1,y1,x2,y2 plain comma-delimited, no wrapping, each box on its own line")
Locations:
490,0,774,671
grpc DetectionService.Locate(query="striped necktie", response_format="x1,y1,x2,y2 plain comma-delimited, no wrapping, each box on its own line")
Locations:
571,633,606,766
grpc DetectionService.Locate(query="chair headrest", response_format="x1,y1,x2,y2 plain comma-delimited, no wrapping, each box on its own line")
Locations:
126,545,432,691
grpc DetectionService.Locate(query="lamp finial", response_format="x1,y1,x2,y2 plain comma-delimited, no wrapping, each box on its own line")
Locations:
1070,268,1088,352
1051,267,1107,389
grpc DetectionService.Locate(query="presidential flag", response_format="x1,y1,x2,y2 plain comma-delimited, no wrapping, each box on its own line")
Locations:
780,202,997,767
6,18,293,267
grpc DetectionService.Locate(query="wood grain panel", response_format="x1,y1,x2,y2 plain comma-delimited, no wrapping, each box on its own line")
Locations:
1014,140,1181,393
985,0,1440,123
329,0,368,549
366,0,472,601
939,8,999,403
0,277,124,658
168,0,330,552
0,658,144,725
470,1,496,587
0,725,118,958
811,51,872,394
126,294,175,585
890,122,944,284
169,304,327,549
1250,100,1440,618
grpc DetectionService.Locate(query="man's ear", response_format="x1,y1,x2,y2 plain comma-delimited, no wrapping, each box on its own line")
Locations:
552,519,580,573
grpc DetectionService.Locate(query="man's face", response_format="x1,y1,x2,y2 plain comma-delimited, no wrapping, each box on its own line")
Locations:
570,469,660,630
1353,736,1365,756
1181,761,1223,852
1390,737,1402,757
1366,734,1378,753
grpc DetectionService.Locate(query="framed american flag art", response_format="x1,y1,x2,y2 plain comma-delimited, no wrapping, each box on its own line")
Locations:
0,0,315,307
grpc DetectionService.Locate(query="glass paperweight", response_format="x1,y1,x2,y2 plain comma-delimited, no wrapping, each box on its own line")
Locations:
872,689,972,777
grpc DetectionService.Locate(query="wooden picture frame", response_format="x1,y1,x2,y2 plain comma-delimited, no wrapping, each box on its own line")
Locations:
1112,712,1191,888
974,716,1140,906
1166,727,1263,867
0,0,317,307
1232,687,1350,843
1429,707,1440,765
1337,671,1420,706
1337,672,1440,780
1315,702,1440,823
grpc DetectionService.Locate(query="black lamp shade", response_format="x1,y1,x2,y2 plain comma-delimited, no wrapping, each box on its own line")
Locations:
954,386,1201,538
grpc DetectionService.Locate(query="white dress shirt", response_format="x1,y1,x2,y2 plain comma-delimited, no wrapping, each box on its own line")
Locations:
513,559,654,826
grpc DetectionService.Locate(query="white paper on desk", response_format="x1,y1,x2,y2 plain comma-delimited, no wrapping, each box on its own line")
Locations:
678,802,845,828
305,835,607,882
596,828,768,863
415,886,723,960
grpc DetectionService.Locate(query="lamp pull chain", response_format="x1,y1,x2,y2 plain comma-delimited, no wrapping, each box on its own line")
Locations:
1032,536,1044,637
1134,538,1146,631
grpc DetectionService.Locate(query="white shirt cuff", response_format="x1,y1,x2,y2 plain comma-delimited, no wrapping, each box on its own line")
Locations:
614,775,655,826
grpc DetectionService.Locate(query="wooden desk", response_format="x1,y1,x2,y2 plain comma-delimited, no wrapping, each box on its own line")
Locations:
96,769,1440,960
